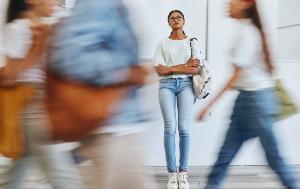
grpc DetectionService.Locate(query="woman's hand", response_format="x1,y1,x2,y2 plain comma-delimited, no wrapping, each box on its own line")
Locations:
196,106,211,121
0,24,52,87
31,24,52,52
266,63,275,75
0,60,19,87
0,66,16,87
187,58,200,67
155,64,171,76
127,65,150,86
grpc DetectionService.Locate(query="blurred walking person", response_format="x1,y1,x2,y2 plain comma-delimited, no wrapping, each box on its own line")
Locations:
0,0,82,188
197,0,299,189
48,0,158,188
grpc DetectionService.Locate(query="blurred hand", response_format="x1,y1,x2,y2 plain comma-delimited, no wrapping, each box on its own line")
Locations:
0,80,17,87
196,106,210,121
31,24,52,50
31,23,52,36
127,65,151,86
0,62,18,87
266,63,275,75
0,24,52,87
155,64,171,76
187,58,200,67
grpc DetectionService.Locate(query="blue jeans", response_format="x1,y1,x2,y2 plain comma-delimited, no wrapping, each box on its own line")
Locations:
159,77,195,173
205,89,299,189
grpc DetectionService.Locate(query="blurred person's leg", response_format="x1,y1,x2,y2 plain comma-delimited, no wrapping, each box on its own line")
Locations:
80,134,118,189
251,89,299,189
0,85,44,189
23,135,82,189
1,84,82,189
257,115,299,189
113,133,157,189
205,117,245,189
80,133,158,189
33,146,82,189
205,91,262,189
159,81,177,173
0,157,30,189
177,79,194,172
71,145,87,165
0,149,82,189
26,85,82,189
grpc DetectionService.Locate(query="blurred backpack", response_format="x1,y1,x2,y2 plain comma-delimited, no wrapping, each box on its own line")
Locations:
190,38,211,99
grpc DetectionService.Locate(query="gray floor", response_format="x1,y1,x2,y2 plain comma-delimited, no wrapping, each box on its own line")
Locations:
152,166,300,189
1,162,300,189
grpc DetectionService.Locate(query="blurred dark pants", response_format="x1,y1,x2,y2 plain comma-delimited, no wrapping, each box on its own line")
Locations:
206,88,299,189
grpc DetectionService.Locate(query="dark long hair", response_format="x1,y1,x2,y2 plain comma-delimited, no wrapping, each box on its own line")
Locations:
245,0,271,66
168,10,186,36
6,0,30,23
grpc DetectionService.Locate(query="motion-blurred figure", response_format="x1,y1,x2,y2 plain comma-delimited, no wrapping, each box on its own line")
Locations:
49,0,157,188
197,0,299,189
0,0,82,188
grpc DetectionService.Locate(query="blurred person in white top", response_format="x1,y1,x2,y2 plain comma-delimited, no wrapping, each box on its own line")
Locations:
0,0,9,68
0,0,81,188
197,0,299,189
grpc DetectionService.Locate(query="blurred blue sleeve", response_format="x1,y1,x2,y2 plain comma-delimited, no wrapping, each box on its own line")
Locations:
49,0,139,86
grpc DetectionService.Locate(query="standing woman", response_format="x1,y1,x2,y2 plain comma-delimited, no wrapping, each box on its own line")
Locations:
153,10,201,189
197,0,299,189
0,0,81,188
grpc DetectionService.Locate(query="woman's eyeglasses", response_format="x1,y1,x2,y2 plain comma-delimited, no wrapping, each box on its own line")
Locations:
169,16,183,22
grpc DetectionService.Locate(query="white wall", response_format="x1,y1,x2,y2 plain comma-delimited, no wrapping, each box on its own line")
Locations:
278,0,300,27
277,0,300,60
125,0,208,60
0,0,9,67
145,0,300,166
274,0,300,164
1,0,299,167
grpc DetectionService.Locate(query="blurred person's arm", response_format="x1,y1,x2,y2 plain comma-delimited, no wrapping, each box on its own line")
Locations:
107,64,150,87
196,24,247,120
197,65,241,120
0,24,50,86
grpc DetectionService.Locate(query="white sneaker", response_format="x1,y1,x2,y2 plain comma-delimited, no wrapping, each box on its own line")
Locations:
167,173,178,189
178,172,190,189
